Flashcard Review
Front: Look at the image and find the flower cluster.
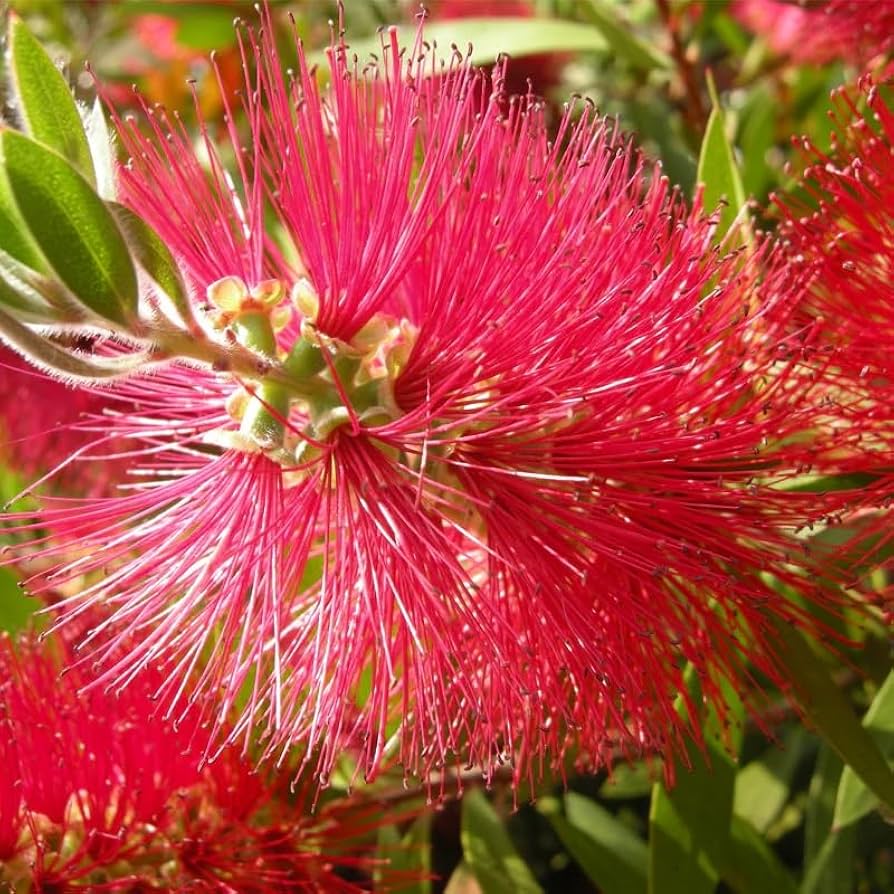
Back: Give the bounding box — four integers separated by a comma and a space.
776, 79, 894, 397
0, 624, 402, 891
731, 0, 894, 65
1, 12, 871, 794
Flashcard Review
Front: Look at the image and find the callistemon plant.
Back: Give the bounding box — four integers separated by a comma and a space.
731, 0, 894, 65
0, 624, 404, 891
0, 11, 864, 791
776, 78, 894, 398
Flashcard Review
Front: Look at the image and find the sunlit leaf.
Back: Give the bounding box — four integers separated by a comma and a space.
462, 789, 541, 894
834, 671, 894, 829
345, 18, 610, 70
0, 131, 138, 327
696, 76, 747, 238
8, 15, 95, 185
770, 619, 894, 816
544, 793, 647, 894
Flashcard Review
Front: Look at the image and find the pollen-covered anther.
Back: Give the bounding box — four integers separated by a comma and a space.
205, 276, 290, 329
291, 277, 320, 323
352, 314, 418, 384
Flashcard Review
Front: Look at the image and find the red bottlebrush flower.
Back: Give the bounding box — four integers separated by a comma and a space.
0, 345, 124, 494
5, 15, 855, 793
0, 626, 410, 891
731, 0, 894, 65
774, 78, 894, 390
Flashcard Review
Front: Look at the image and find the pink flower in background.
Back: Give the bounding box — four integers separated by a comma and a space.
0, 625, 408, 891
731, 0, 894, 65
0, 345, 123, 493
4, 13, 857, 792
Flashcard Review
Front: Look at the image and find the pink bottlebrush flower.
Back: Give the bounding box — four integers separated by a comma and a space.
0, 344, 126, 493
731, 0, 894, 66
5, 14, 858, 792
0, 625, 412, 891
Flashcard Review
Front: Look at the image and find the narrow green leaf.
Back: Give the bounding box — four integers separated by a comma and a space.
734, 727, 813, 833
543, 793, 647, 894
696, 76, 747, 238
803, 746, 856, 894
461, 789, 542, 894
579, 0, 672, 72
0, 246, 86, 323
770, 618, 894, 816
375, 814, 432, 894
726, 816, 798, 894
84, 98, 116, 201
8, 15, 95, 185
649, 669, 743, 894
443, 862, 479, 894
600, 760, 658, 800
834, 671, 894, 829
0, 130, 138, 327
0, 168, 47, 272
345, 18, 610, 70
802, 826, 857, 894
109, 202, 194, 327
0, 304, 150, 381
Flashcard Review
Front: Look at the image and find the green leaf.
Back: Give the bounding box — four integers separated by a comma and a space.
734, 727, 813, 833
0, 246, 86, 323
834, 671, 894, 829
7, 15, 95, 185
461, 789, 542, 894
84, 98, 116, 201
726, 816, 798, 894
109, 202, 193, 327
346, 18, 611, 70
444, 862, 480, 894
803, 747, 856, 894
0, 304, 150, 381
649, 670, 743, 894
375, 814, 432, 894
0, 168, 47, 273
579, 0, 672, 72
769, 618, 894, 816
600, 760, 658, 800
0, 130, 138, 327
543, 793, 647, 894
696, 76, 747, 238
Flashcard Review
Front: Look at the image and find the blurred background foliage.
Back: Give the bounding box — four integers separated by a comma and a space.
0, 1, 892, 892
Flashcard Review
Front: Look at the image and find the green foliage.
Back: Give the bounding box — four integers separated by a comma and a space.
770, 618, 894, 816
696, 76, 747, 237
376, 814, 432, 894
543, 792, 647, 894
834, 671, 894, 829
109, 202, 193, 327
0, 130, 138, 326
461, 789, 542, 894
8, 14, 95, 185
345, 18, 615, 69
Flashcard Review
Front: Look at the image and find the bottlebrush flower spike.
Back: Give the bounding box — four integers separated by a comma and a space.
3, 11, 856, 792
0, 626, 411, 891
0, 345, 125, 494
775, 78, 894, 393
731, 0, 894, 66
